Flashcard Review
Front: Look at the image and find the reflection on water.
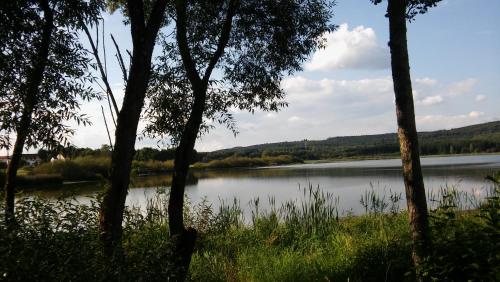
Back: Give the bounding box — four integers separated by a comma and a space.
25, 155, 500, 215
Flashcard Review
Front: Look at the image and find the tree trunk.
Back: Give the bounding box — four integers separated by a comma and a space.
98, 0, 168, 259
387, 0, 430, 269
99, 48, 154, 255
3, 0, 53, 225
168, 86, 206, 280
4, 124, 29, 225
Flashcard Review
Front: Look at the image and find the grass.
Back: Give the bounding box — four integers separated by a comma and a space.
31, 157, 174, 181
132, 159, 174, 175
0, 174, 498, 281
0, 171, 63, 187
192, 155, 303, 169
33, 156, 110, 181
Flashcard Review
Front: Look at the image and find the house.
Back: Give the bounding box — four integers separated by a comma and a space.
23, 154, 42, 166
0, 154, 42, 167
50, 154, 66, 162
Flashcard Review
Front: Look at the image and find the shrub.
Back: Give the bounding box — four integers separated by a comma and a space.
131, 160, 174, 175
418, 176, 500, 281
32, 157, 110, 181
0, 180, 498, 281
192, 155, 302, 169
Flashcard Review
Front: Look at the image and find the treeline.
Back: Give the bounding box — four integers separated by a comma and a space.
202, 121, 500, 161
34, 121, 500, 167
37, 145, 202, 163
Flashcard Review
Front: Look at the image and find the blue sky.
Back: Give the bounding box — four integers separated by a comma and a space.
34, 0, 500, 152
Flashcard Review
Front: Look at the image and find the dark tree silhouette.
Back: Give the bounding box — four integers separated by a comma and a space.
98, 0, 169, 259
144, 0, 335, 278
0, 0, 101, 224
372, 0, 441, 273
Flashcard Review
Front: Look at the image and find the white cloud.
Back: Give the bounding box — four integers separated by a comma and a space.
305, 23, 389, 71
416, 112, 487, 131
415, 77, 438, 86
288, 116, 302, 123
418, 95, 443, 106
282, 75, 394, 105
447, 78, 478, 96
475, 95, 486, 102
63, 70, 493, 152
468, 111, 484, 118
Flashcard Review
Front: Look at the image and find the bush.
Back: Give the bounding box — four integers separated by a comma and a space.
192, 155, 302, 169
0, 172, 63, 187
418, 176, 500, 281
32, 156, 110, 181
131, 160, 174, 175
0, 181, 498, 281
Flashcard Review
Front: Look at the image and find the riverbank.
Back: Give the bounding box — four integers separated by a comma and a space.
6, 152, 499, 190
303, 152, 500, 164
1, 178, 498, 281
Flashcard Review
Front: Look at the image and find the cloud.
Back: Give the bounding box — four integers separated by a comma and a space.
475, 95, 486, 102
447, 78, 478, 96
282, 75, 394, 104
190, 74, 496, 151
66, 71, 492, 152
415, 77, 438, 86
287, 116, 302, 123
416, 111, 488, 131
305, 24, 389, 71
417, 95, 443, 106
468, 111, 484, 118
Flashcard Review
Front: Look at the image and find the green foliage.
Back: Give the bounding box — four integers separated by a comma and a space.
418, 177, 500, 281
192, 155, 302, 169
203, 121, 500, 161
131, 159, 174, 175
191, 187, 412, 282
0, 0, 103, 149
0, 170, 63, 187
145, 0, 336, 144
31, 156, 177, 180
32, 156, 110, 181
0, 181, 498, 281
371, 0, 442, 21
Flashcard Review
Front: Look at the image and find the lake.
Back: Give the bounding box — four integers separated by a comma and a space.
27, 154, 500, 216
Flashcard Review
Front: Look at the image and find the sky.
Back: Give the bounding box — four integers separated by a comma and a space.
7, 0, 500, 155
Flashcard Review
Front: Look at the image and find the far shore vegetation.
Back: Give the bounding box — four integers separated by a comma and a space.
1, 121, 499, 187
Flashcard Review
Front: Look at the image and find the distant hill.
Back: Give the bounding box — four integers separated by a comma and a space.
201, 121, 500, 161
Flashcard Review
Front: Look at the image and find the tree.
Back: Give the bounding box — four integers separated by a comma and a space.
98, 0, 169, 258
0, 0, 101, 224
144, 0, 335, 278
372, 0, 442, 273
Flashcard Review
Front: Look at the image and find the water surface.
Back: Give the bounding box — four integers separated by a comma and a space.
28, 155, 500, 215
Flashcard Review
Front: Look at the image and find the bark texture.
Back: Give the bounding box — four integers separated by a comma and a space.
3, 0, 54, 225
387, 0, 430, 269
99, 0, 167, 257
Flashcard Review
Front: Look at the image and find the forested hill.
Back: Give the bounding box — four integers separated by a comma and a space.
202, 121, 500, 161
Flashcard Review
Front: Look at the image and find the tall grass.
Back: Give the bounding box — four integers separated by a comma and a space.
0, 177, 498, 281
131, 159, 174, 175
32, 157, 175, 181
192, 155, 302, 169
33, 156, 110, 181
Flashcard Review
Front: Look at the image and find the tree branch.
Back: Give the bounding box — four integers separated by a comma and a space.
175, 0, 202, 88
145, 0, 168, 47
203, 0, 238, 84
101, 105, 114, 150
82, 24, 120, 115
110, 34, 128, 82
